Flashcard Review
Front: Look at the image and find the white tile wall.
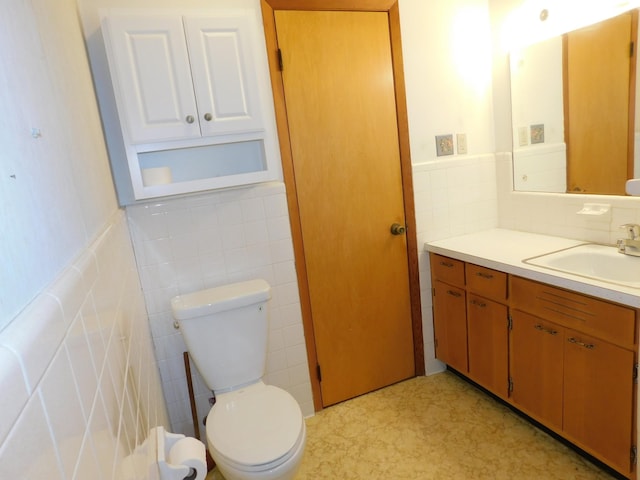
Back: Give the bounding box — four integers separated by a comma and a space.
0, 0, 117, 329
497, 152, 640, 242
0, 211, 169, 480
126, 182, 315, 439
412, 154, 500, 375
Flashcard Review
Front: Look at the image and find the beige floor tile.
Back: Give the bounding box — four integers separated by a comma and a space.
206, 371, 619, 479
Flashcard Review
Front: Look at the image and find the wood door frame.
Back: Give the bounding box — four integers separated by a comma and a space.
261, 0, 423, 411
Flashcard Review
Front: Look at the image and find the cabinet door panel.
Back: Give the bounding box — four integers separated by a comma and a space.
184, 16, 264, 136
467, 294, 508, 397
510, 310, 564, 430
433, 280, 468, 373
104, 16, 200, 143
563, 329, 635, 475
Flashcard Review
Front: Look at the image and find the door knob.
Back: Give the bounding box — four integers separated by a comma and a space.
390, 223, 406, 235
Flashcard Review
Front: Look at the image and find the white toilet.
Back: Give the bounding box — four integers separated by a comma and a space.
170, 279, 306, 480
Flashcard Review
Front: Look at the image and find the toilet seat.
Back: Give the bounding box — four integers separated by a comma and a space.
211, 422, 305, 475
206, 382, 304, 470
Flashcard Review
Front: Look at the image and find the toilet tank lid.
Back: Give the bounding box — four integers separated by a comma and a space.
171, 279, 271, 320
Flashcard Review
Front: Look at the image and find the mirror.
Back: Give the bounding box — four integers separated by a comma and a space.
510, 10, 640, 195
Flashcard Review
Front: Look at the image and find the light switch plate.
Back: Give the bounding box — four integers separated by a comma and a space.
435, 134, 454, 156
518, 126, 528, 146
456, 133, 467, 154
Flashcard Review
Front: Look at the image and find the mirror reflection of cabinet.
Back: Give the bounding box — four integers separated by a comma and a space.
510, 10, 639, 195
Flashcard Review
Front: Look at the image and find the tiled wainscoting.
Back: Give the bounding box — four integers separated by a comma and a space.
0, 210, 169, 479
412, 154, 500, 375
126, 182, 314, 438
496, 152, 640, 243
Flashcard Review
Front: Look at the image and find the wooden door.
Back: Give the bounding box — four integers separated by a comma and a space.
103, 15, 200, 143
270, 8, 416, 407
433, 281, 468, 374
563, 329, 635, 475
564, 11, 636, 195
509, 310, 564, 431
466, 294, 508, 398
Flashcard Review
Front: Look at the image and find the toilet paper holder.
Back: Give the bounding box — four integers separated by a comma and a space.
119, 426, 206, 480
156, 426, 205, 480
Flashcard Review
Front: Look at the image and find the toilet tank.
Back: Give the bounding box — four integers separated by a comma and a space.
171, 279, 271, 393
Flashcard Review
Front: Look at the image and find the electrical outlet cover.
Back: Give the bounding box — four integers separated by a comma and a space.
436, 134, 454, 156
530, 124, 545, 144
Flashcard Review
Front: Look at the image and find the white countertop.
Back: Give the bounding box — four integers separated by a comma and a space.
425, 229, 640, 308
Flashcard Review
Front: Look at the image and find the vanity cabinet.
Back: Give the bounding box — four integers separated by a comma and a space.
431, 255, 468, 373
430, 255, 638, 478
465, 265, 509, 398
509, 310, 564, 430
511, 276, 636, 476
430, 254, 509, 396
101, 11, 278, 203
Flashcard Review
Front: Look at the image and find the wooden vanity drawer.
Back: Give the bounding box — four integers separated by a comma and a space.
466, 264, 507, 302
430, 253, 465, 287
510, 276, 636, 348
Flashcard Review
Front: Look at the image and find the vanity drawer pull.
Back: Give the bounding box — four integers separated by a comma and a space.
568, 337, 595, 349
446, 290, 462, 298
470, 299, 487, 308
534, 324, 558, 336
440, 261, 455, 268
475, 272, 494, 280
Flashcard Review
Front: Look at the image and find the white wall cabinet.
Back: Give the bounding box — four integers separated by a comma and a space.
101, 11, 279, 203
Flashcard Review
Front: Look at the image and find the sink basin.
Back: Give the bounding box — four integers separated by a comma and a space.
523, 243, 640, 289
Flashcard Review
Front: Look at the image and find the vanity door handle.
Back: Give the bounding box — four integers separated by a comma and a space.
446, 290, 462, 298
568, 337, 595, 349
476, 272, 494, 280
534, 324, 558, 336
470, 299, 486, 308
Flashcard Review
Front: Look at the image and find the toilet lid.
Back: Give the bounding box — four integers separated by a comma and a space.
207, 385, 303, 467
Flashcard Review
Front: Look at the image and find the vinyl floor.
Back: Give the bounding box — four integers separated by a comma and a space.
207, 371, 619, 479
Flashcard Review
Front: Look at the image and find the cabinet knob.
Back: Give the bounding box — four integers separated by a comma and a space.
203, 113, 213, 122
185, 115, 195, 124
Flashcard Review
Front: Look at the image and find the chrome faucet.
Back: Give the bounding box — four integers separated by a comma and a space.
617, 224, 640, 256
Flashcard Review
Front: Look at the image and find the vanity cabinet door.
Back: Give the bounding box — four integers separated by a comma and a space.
563, 329, 635, 476
433, 280, 468, 373
509, 310, 564, 431
467, 293, 509, 398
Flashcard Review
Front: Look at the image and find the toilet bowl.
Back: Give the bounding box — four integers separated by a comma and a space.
206, 382, 306, 480
171, 280, 306, 480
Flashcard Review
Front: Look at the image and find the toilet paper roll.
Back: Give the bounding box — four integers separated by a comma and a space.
141, 166, 173, 186
167, 437, 207, 480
